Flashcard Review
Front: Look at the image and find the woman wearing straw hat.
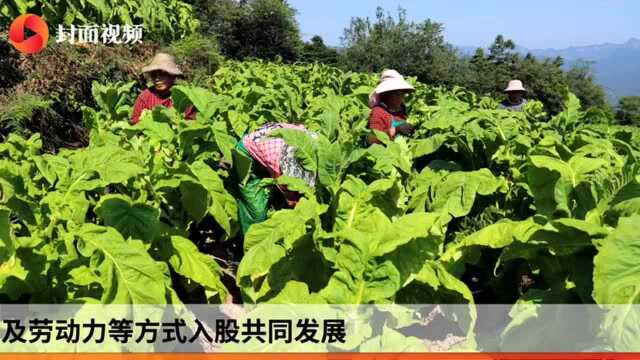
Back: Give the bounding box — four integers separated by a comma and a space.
367, 69, 416, 145
499, 80, 528, 112
131, 52, 196, 124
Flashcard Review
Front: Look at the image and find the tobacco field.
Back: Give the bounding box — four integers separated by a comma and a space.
1, 61, 640, 350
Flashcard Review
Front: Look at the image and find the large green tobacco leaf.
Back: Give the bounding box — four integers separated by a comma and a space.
189, 161, 237, 235
131, 110, 176, 143
527, 155, 608, 217
549, 93, 582, 130
411, 134, 450, 158
243, 197, 326, 252
499, 288, 600, 352
320, 242, 401, 304
94, 195, 161, 242
366, 139, 413, 175
430, 169, 505, 218
265, 281, 326, 304
372, 212, 442, 257
167, 235, 229, 303
41, 190, 90, 225
601, 176, 640, 225
91, 81, 135, 121
334, 177, 402, 232
75, 224, 167, 304
316, 138, 346, 189
179, 180, 210, 223
65, 144, 146, 187
319, 212, 437, 304
172, 86, 222, 121
0, 207, 27, 295
594, 219, 640, 351
0, 207, 14, 261
593, 215, 640, 304
441, 218, 541, 264
237, 199, 327, 301
270, 128, 319, 172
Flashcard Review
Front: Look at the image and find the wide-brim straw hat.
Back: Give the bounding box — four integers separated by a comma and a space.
504, 79, 527, 93
142, 53, 183, 76
369, 69, 415, 108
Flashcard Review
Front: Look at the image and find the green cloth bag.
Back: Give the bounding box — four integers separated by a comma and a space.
233, 140, 270, 235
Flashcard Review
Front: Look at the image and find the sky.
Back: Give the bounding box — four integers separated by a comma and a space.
289, 0, 640, 49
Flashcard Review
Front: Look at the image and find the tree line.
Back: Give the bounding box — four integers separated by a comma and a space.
183, 0, 639, 122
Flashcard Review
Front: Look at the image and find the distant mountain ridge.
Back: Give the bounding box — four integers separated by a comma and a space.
457, 38, 640, 103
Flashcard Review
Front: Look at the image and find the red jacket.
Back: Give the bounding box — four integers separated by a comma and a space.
131, 88, 196, 124
368, 103, 408, 143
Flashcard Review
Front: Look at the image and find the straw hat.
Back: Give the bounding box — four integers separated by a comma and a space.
504, 80, 527, 93
369, 69, 415, 108
142, 53, 183, 76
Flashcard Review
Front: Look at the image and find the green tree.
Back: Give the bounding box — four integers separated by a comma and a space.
514, 54, 568, 114
465, 35, 571, 114
300, 35, 340, 65
564, 60, 609, 110
184, 0, 243, 38
185, 0, 302, 61
616, 96, 640, 125
340, 7, 461, 86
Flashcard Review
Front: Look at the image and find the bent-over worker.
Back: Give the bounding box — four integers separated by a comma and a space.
233, 123, 317, 234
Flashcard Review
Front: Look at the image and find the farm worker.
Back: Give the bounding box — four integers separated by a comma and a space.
367, 69, 416, 145
232, 123, 318, 234
131, 53, 196, 124
499, 80, 528, 112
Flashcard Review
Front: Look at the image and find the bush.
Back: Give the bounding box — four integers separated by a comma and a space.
0, 41, 159, 150
0, 93, 52, 139
188, 0, 302, 62
0, 32, 24, 90
166, 34, 224, 86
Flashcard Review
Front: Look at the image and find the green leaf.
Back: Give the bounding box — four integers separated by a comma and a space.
168, 236, 229, 303
172, 86, 220, 120
317, 139, 343, 189
213, 130, 237, 165
189, 161, 237, 235
442, 218, 541, 264
75, 224, 167, 304
373, 212, 440, 257
243, 198, 326, 252
66, 266, 101, 287
528, 155, 608, 217
430, 169, 505, 217
411, 134, 449, 158
593, 215, 640, 304
237, 199, 327, 302
94, 194, 160, 242
180, 180, 209, 223
265, 281, 326, 304
132, 108, 176, 142
0, 207, 15, 262
68, 145, 145, 186
269, 128, 318, 172
41, 191, 90, 225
